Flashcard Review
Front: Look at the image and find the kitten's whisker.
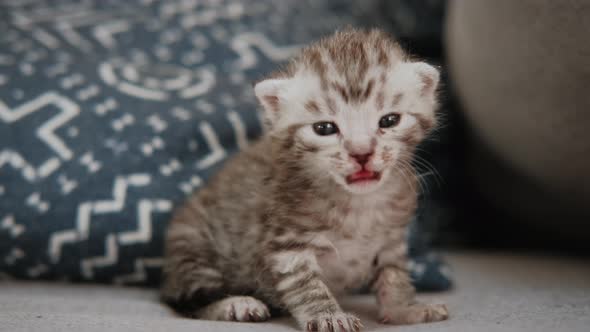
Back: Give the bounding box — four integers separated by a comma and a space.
416, 170, 436, 179
394, 161, 420, 195
398, 158, 430, 196
408, 155, 443, 188
397, 149, 442, 189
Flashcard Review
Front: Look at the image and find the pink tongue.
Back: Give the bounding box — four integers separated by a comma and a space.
349, 170, 375, 181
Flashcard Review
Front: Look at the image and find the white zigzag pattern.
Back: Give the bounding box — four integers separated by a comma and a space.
196, 121, 226, 169
0, 92, 79, 180
118, 199, 172, 245
81, 198, 171, 280
81, 234, 117, 279
230, 32, 300, 70
93, 20, 130, 49
0, 150, 59, 181
227, 111, 249, 150
113, 257, 164, 285
48, 174, 151, 263
0, 91, 80, 160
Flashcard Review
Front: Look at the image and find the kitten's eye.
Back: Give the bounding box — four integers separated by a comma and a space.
379, 113, 401, 128
312, 122, 339, 136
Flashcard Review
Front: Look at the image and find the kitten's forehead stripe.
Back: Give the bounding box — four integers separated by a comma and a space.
264, 29, 405, 114
305, 100, 321, 115
301, 29, 402, 96
362, 79, 375, 101
308, 49, 328, 90
332, 82, 349, 103
342, 39, 369, 86
392, 93, 403, 107
376, 90, 385, 111
377, 44, 389, 66
324, 96, 337, 115
349, 85, 363, 102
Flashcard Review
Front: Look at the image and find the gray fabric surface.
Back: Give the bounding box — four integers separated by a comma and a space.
446, 0, 590, 241
1, 252, 589, 332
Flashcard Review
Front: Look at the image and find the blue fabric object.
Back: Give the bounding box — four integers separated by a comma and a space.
0, 0, 451, 291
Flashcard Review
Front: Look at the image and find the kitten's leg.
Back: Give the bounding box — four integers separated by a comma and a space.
264, 247, 361, 332
161, 218, 271, 321
160, 219, 224, 316
373, 265, 449, 325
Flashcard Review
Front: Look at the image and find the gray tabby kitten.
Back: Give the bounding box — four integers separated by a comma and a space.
161, 28, 449, 332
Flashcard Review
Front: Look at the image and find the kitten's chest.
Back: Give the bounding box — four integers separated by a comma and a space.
315, 208, 392, 294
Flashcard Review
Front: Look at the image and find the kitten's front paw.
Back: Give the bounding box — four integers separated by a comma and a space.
200, 296, 270, 322
379, 303, 448, 325
305, 312, 362, 332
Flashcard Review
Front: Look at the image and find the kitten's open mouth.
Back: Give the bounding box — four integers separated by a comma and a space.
346, 169, 381, 184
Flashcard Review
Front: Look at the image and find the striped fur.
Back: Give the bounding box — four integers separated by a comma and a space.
162, 28, 447, 331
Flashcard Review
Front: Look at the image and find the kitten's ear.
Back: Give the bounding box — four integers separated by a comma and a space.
405, 62, 440, 98
254, 78, 289, 126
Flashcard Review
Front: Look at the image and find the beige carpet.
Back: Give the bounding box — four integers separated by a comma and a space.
1, 252, 589, 332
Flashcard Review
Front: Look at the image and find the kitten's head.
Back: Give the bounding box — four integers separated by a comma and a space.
255, 29, 439, 195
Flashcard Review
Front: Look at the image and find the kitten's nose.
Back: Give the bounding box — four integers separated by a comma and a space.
350, 152, 373, 167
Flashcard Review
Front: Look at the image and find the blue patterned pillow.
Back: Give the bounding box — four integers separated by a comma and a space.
0, 0, 451, 291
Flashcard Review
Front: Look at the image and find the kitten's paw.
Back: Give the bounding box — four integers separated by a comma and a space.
200, 296, 270, 322
379, 303, 448, 325
305, 312, 362, 332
